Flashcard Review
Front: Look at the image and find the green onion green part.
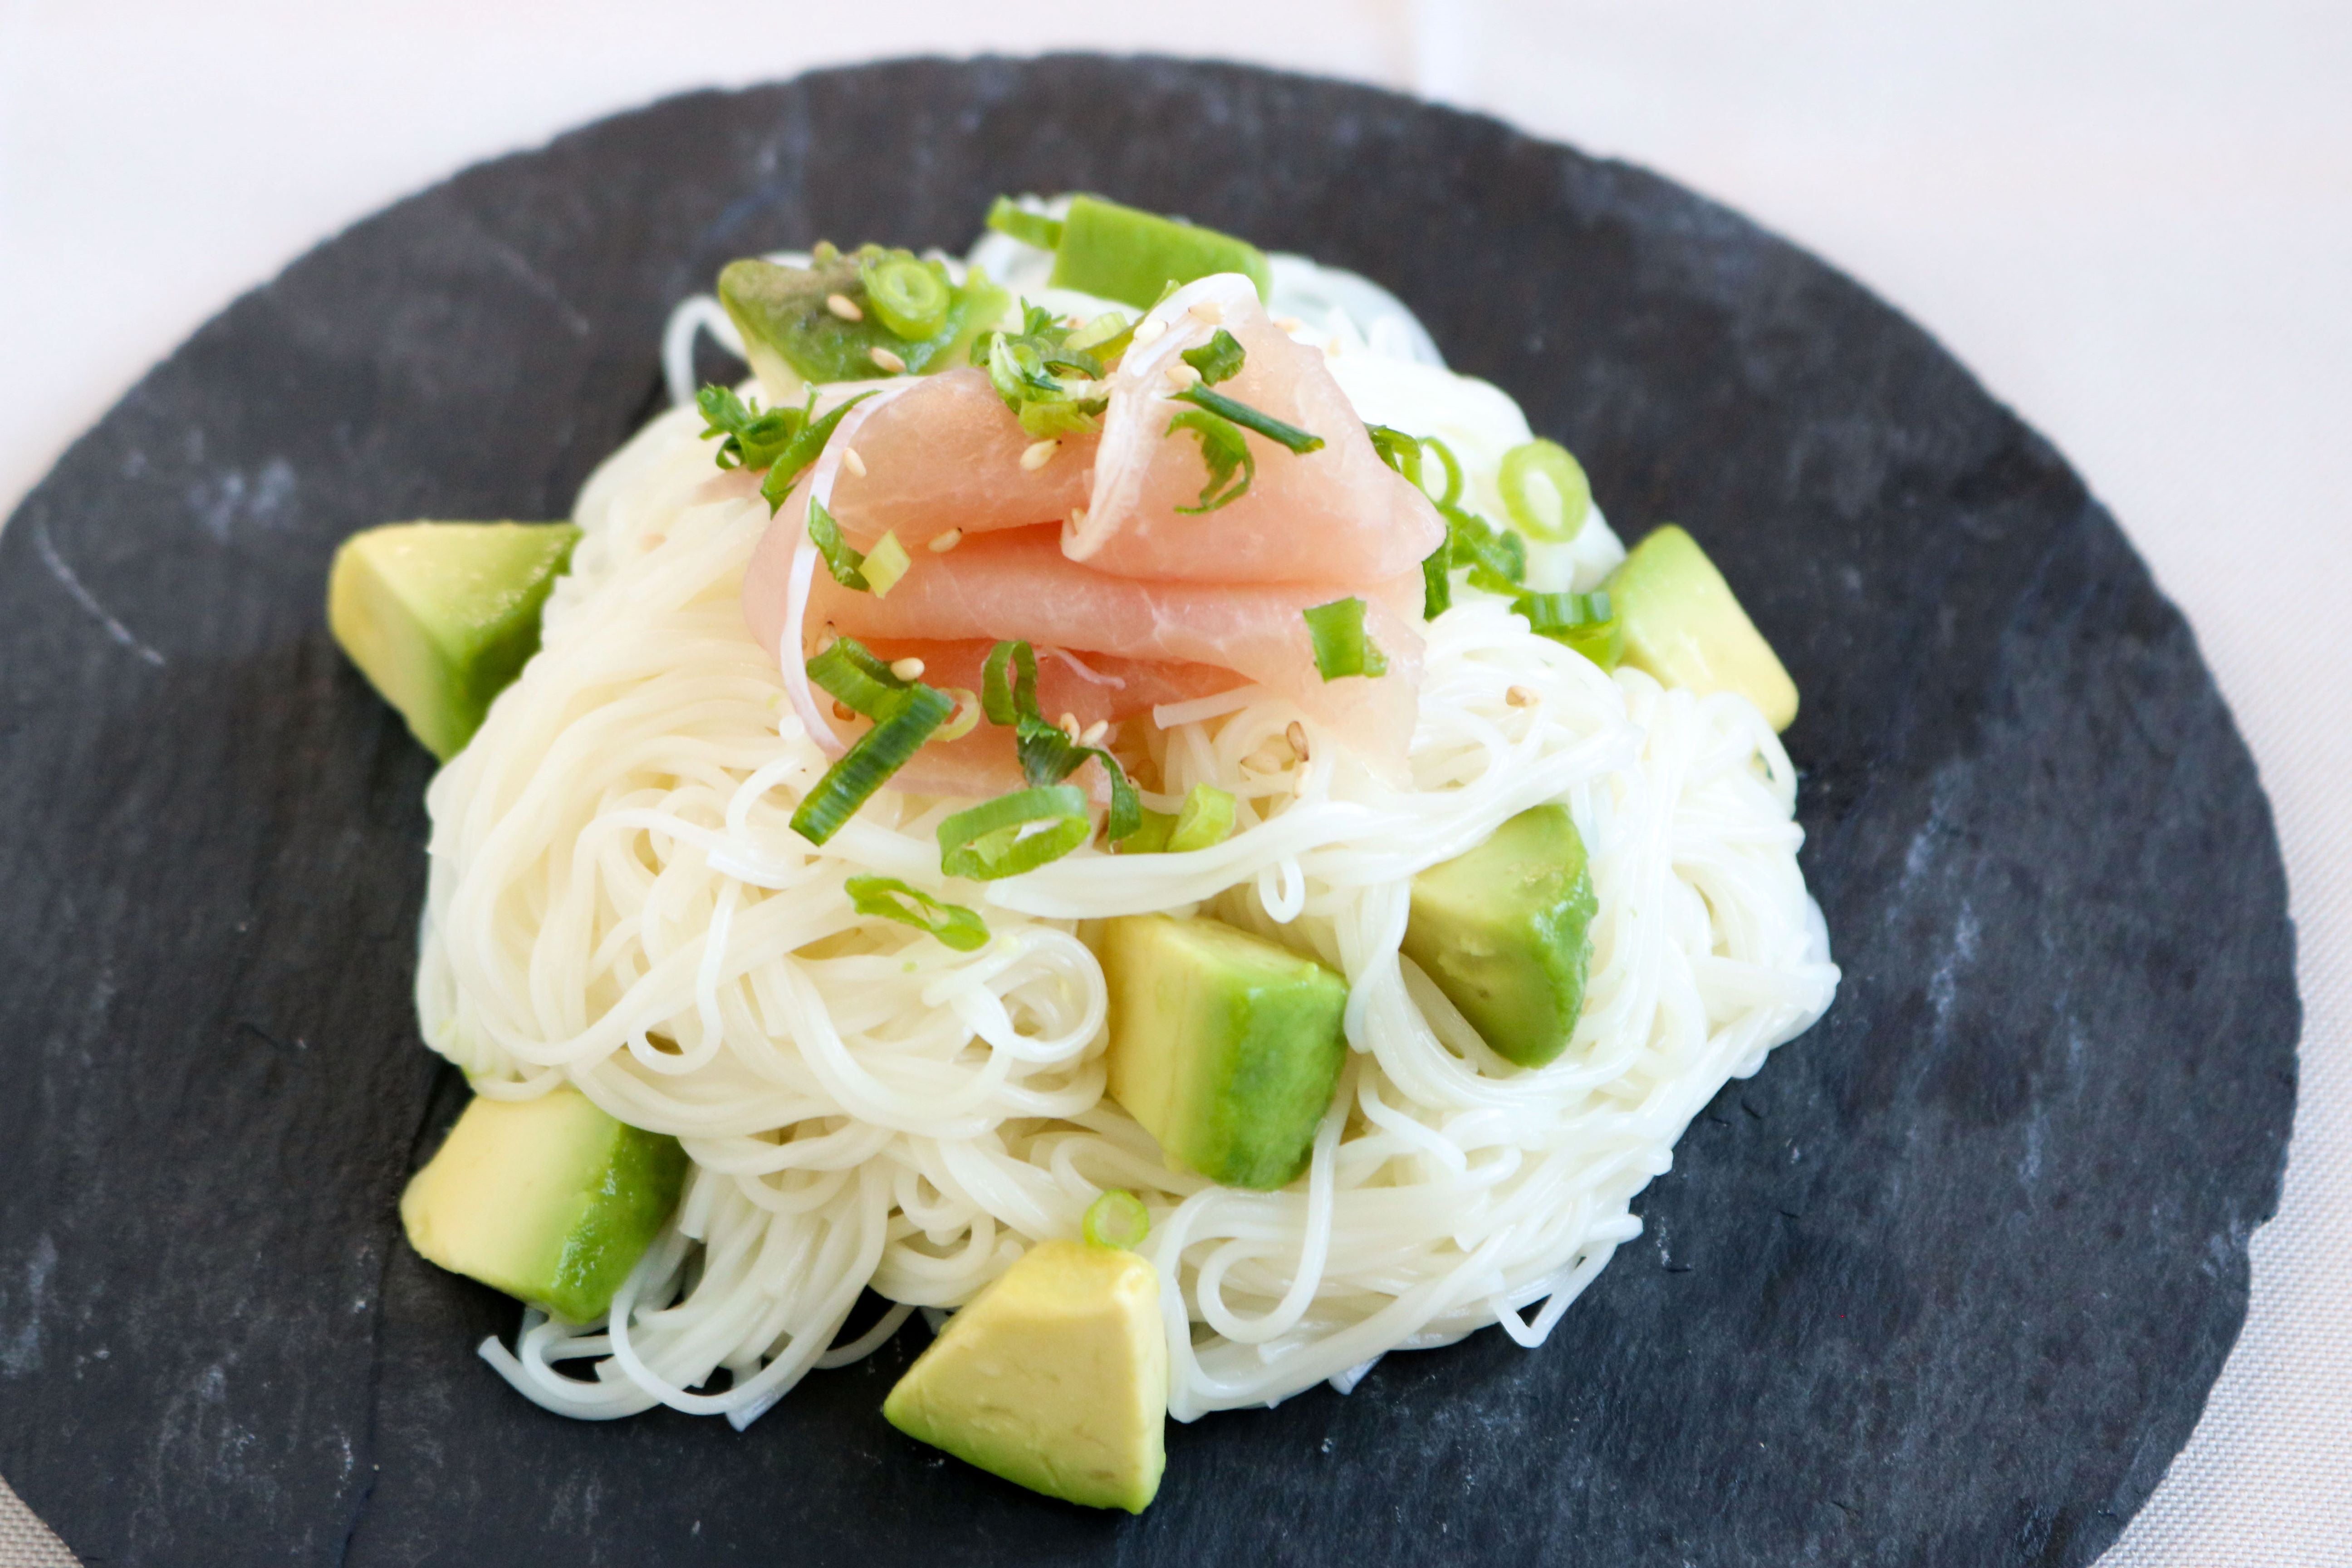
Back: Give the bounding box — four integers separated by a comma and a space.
1066, 311, 1137, 360
696, 385, 808, 472
1081, 1188, 1151, 1250
790, 682, 956, 845
862, 531, 912, 598
1513, 589, 1624, 670
1421, 543, 1453, 620
1303, 598, 1390, 681
1165, 407, 1256, 513
845, 874, 990, 951
1180, 328, 1246, 387
759, 391, 875, 513
805, 635, 911, 717
1446, 505, 1528, 596
1423, 436, 1466, 509
1498, 439, 1593, 544
860, 255, 951, 341
937, 785, 1093, 880
1366, 423, 1425, 492
1171, 384, 1323, 454
981, 639, 1039, 726
805, 496, 869, 591
985, 196, 1066, 252
979, 639, 1142, 842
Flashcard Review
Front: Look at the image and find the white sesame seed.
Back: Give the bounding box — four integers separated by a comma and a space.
825, 293, 863, 322
831, 700, 856, 722
840, 446, 867, 477
1293, 765, 1313, 797
1243, 745, 1287, 774
1188, 300, 1223, 323
868, 345, 907, 374
1506, 685, 1539, 708
1057, 712, 1082, 741
1080, 719, 1110, 746
1285, 721, 1310, 760
1273, 314, 1306, 333
1164, 362, 1202, 390
1020, 439, 1059, 471
889, 657, 926, 681
928, 528, 963, 553
1132, 317, 1168, 347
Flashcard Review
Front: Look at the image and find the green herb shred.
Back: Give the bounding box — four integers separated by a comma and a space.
977, 639, 1141, 843
1513, 589, 1625, 670
936, 785, 1094, 881
844, 874, 990, 951
1180, 328, 1246, 386
1165, 407, 1257, 513
1171, 383, 1322, 454
805, 496, 870, 591
1303, 598, 1390, 681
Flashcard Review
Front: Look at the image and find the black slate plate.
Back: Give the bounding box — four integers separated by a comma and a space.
0, 55, 2297, 1568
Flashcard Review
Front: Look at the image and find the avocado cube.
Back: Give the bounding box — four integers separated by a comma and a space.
1401, 805, 1597, 1068
1102, 915, 1348, 1191
883, 1240, 1168, 1513
1606, 524, 1798, 731
1049, 194, 1272, 309
399, 1086, 688, 1323
327, 520, 578, 761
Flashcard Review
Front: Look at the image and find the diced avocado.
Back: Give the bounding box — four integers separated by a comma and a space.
1606, 524, 1798, 731
1101, 915, 1348, 1191
399, 1086, 688, 1323
883, 1240, 1167, 1513
1400, 805, 1597, 1069
718, 245, 1008, 397
1048, 195, 1272, 309
327, 520, 578, 761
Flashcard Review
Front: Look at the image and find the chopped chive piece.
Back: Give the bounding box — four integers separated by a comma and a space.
806, 496, 869, 590
806, 635, 910, 717
1445, 505, 1527, 596
1421, 543, 1453, 620
790, 682, 956, 845
981, 639, 1039, 725
1081, 1188, 1151, 1250
1166, 783, 1236, 852
979, 639, 1141, 840
1499, 439, 1592, 544
1180, 328, 1245, 386
1165, 407, 1257, 513
1366, 423, 1425, 491
759, 392, 875, 513
860, 255, 951, 341
937, 785, 1092, 880
1513, 589, 1624, 670
862, 531, 911, 598
985, 196, 1066, 252
845, 874, 990, 951
1423, 436, 1465, 509
1303, 598, 1389, 681
1066, 311, 1137, 360
1171, 384, 1322, 454
696, 384, 808, 471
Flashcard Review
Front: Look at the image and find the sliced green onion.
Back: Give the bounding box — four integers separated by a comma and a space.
985, 196, 1066, 252
1180, 328, 1245, 386
759, 392, 874, 513
1066, 311, 1136, 360
1117, 808, 1176, 854
1082, 1188, 1151, 1250
1165, 407, 1256, 513
790, 683, 956, 845
982, 640, 1039, 726
805, 635, 908, 717
696, 384, 806, 471
1446, 506, 1527, 595
1423, 436, 1465, 508
860, 256, 950, 341
1017, 399, 1104, 439
862, 530, 911, 598
1366, 423, 1425, 491
1303, 598, 1390, 681
845, 874, 990, 951
1514, 589, 1624, 670
1498, 439, 1592, 543
1166, 783, 1236, 852
937, 785, 1091, 880
1172, 384, 1323, 454
805, 496, 868, 590
936, 687, 980, 742
1421, 542, 1452, 620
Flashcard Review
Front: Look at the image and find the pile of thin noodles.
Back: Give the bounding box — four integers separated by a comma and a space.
417, 242, 1840, 1428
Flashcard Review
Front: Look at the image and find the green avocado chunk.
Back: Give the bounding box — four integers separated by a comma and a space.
882, 1240, 1168, 1513
717, 245, 1007, 395
1401, 805, 1597, 1069
1048, 195, 1272, 309
327, 520, 578, 761
399, 1086, 688, 1323
1606, 524, 1799, 731
1102, 915, 1348, 1191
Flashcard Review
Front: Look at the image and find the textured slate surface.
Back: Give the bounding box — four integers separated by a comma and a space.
0, 55, 2298, 1568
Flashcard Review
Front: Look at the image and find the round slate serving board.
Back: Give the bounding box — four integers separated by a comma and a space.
0, 55, 2298, 1568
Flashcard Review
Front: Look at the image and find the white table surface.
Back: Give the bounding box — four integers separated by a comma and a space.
2, 4, 2346, 1563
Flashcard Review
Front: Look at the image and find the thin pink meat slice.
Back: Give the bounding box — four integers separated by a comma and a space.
1070, 275, 1446, 585
766, 524, 1425, 776
822, 368, 1095, 552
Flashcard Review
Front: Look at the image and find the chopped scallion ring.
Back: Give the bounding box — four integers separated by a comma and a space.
1303, 598, 1390, 681
1081, 1188, 1151, 1250
845, 875, 990, 951
805, 635, 910, 717
936, 785, 1092, 880
1366, 423, 1425, 492
1498, 439, 1593, 543
1166, 783, 1236, 852
789, 682, 956, 845
860, 255, 951, 341
805, 497, 869, 590
1420, 542, 1453, 620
